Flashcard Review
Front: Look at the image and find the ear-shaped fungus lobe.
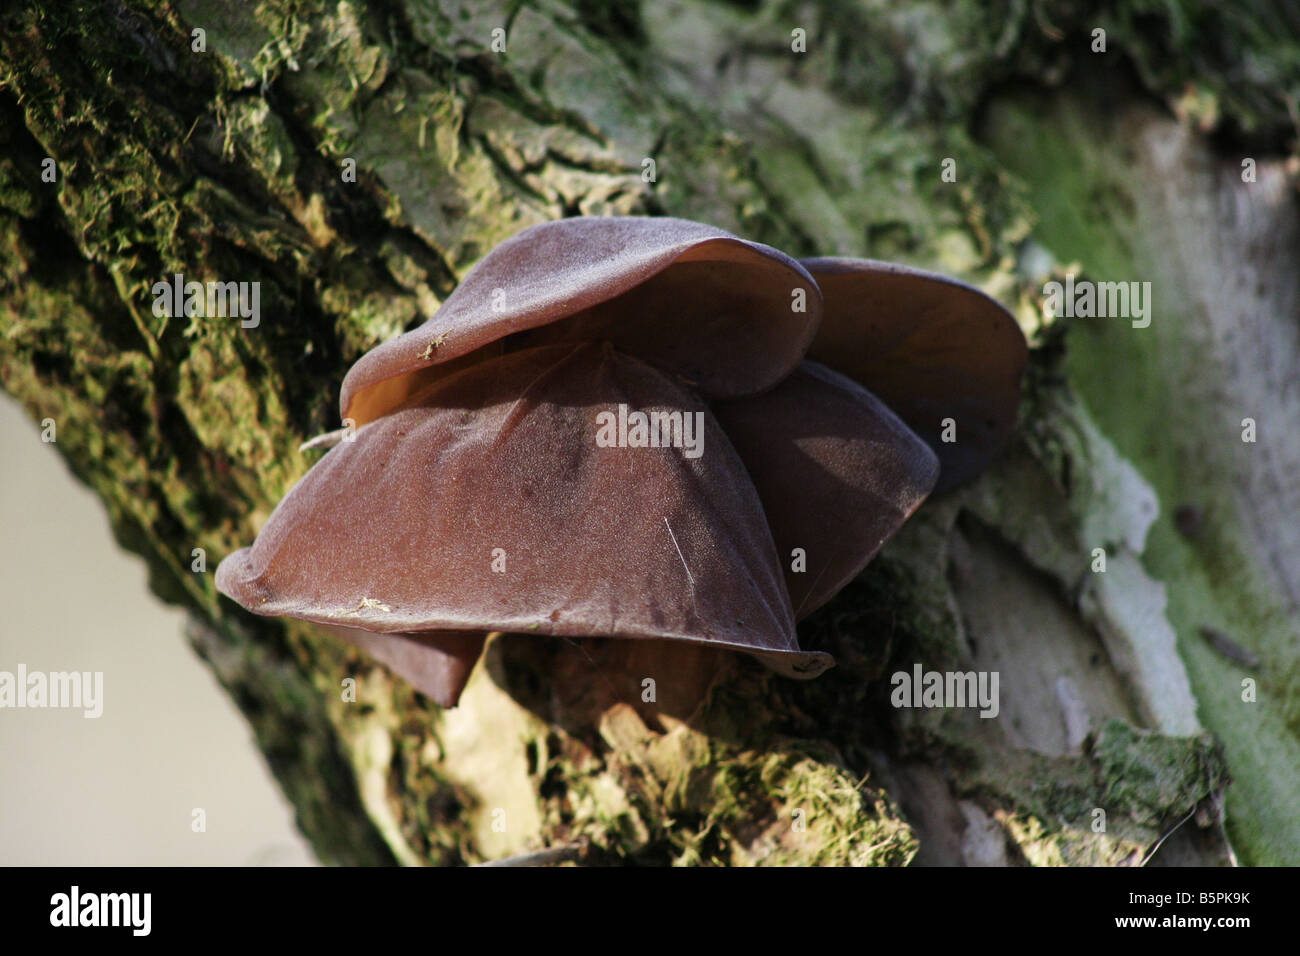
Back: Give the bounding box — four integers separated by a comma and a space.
340, 217, 821, 425
219, 342, 830, 680
802, 258, 1027, 492
318, 625, 486, 708
714, 361, 940, 620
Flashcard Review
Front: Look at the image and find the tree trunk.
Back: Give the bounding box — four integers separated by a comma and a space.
1, 0, 1295, 865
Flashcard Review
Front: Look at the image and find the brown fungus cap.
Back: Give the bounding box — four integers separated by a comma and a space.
802, 257, 1028, 493
218, 343, 831, 707
317, 626, 487, 708
713, 360, 940, 620
339, 217, 821, 426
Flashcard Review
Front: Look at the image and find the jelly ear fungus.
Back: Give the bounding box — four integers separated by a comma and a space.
216, 217, 1028, 711
802, 257, 1028, 493
217, 343, 830, 708
340, 216, 822, 426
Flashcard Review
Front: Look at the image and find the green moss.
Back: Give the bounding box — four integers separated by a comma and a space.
982, 86, 1300, 864
1092, 720, 1227, 828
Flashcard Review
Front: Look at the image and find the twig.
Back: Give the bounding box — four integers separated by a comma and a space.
298, 427, 350, 452
473, 842, 587, 868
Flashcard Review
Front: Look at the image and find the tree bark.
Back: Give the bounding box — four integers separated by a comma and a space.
1, 0, 1295, 865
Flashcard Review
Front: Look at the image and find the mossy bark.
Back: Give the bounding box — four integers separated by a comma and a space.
1, 0, 1294, 864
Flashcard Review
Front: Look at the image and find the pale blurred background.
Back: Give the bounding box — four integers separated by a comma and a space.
0, 393, 315, 865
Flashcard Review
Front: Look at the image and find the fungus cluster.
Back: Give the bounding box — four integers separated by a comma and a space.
215, 217, 1026, 707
